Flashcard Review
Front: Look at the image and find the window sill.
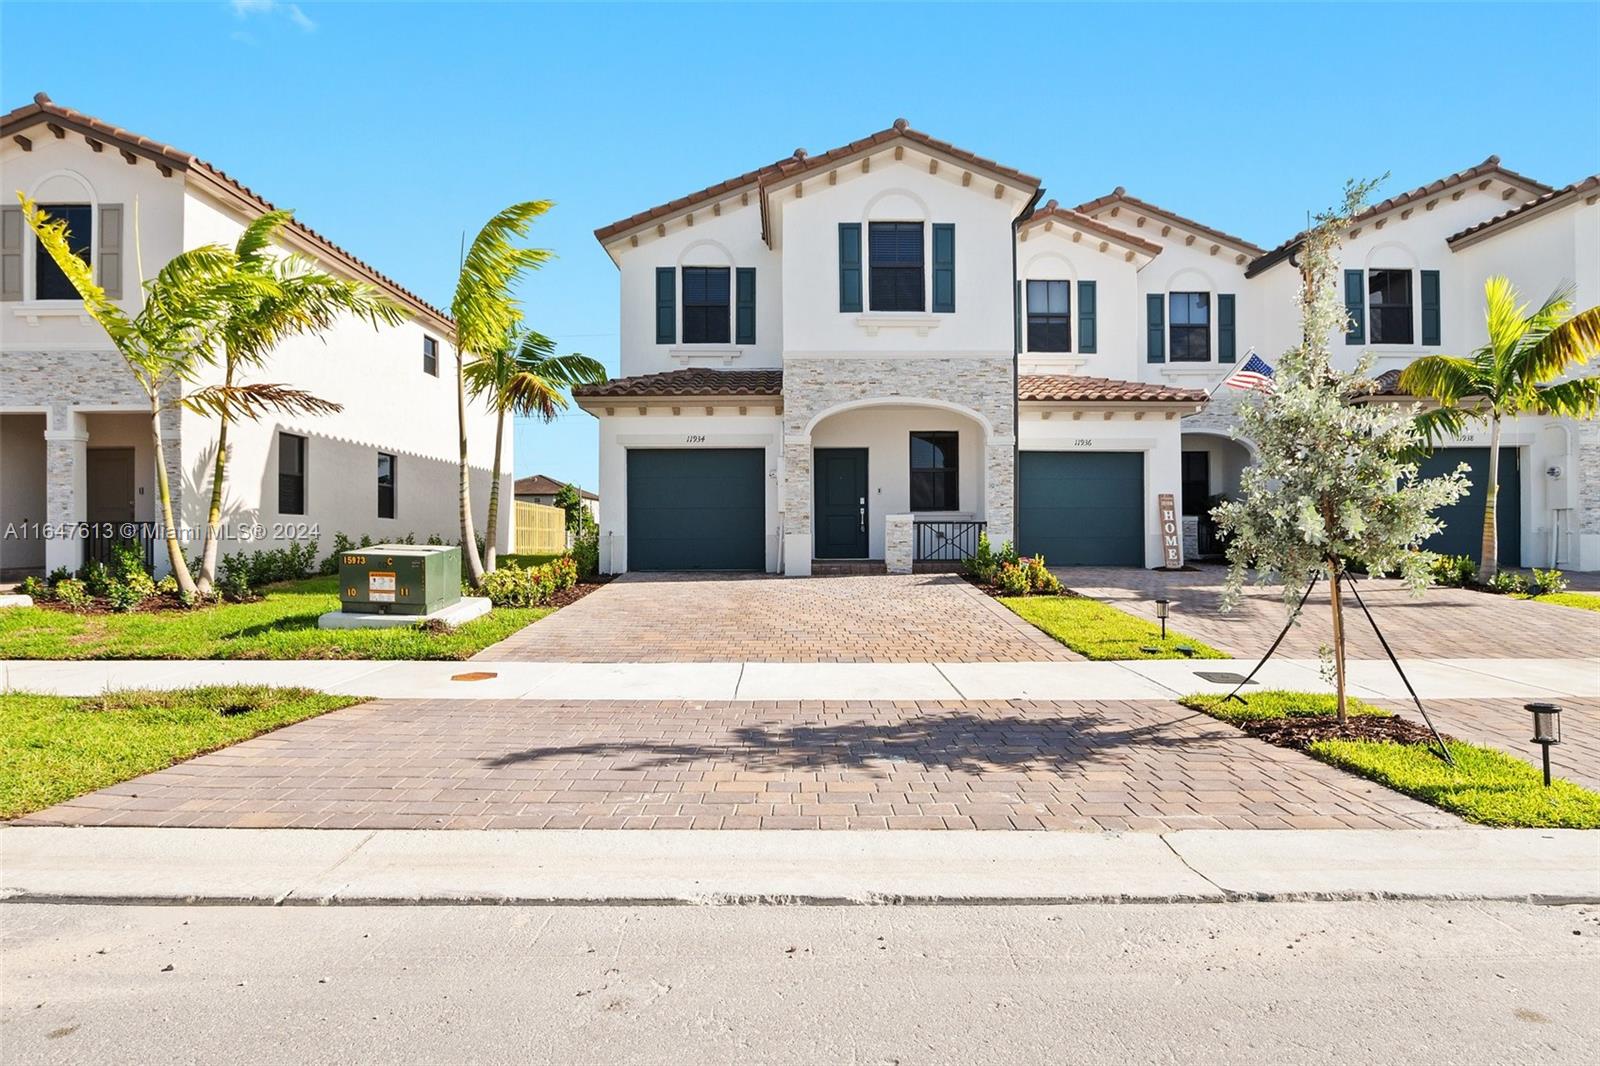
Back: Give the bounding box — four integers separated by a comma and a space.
1157, 364, 1224, 378
670, 346, 744, 366
10, 304, 95, 327
854, 314, 942, 338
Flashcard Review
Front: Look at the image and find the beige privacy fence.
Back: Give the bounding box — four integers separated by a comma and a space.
514, 501, 567, 555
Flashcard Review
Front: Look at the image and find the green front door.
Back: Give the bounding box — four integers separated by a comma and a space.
1418, 447, 1521, 566
1019, 451, 1145, 566
626, 449, 765, 571
814, 448, 868, 559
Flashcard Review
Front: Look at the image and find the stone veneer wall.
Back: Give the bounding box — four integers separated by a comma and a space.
1577, 419, 1600, 542
781, 356, 1016, 546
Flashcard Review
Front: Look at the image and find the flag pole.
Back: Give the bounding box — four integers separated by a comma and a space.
1205, 347, 1254, 400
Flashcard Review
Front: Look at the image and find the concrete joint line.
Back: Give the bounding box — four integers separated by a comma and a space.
277, 829, 377, 906
932, 662, 968, 700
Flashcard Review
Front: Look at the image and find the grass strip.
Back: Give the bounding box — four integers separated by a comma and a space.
1001, 595, 1227, 660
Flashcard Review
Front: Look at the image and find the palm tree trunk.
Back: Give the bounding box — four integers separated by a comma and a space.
1478, 415, 1503, 583
196, 357, 235, 595
456, 346, 486, 587
150, 393, 197, 599
1328, 565, 1349, 726
483, 407, 506, 573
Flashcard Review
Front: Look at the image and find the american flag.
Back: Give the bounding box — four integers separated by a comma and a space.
1225, 352, 1275, 393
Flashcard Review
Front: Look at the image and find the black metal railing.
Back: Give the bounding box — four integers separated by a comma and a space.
84, 521, 159, 571
914, 520, 987, 562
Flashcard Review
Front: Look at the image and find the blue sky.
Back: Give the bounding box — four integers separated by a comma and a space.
4, 1, 1598, 491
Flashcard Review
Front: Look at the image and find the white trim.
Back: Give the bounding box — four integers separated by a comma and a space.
802, 395, 995, 439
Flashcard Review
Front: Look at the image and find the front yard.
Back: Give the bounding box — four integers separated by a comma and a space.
0, 576, 552, 660
1, 686, 359, 818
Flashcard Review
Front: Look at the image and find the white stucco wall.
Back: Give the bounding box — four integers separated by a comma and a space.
1017, 230, 1142, 381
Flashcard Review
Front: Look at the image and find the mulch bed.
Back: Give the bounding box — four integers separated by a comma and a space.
546, 574, 613, 609
1239, 713, 1443, 751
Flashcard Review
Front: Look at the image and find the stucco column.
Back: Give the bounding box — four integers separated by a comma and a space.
984, 433, 1015, 547
782, 437, 812, 576
43, 409, 88, 574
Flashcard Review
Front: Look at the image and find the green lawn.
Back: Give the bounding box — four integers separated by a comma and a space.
1, 686, 358, 818
1527, 591, 1600, 613
0, 576, 551, 660
1182, 690, 1600, 829
1000, 596, 1228, 660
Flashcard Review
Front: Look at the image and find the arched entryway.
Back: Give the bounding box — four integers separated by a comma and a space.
1179, 431, 1254, 560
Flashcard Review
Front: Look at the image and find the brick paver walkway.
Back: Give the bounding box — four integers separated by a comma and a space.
1062, 564, 1595, 660
476, 573, 1078, 663
1379, 696, 1600, 791
17, 698, 1459, 831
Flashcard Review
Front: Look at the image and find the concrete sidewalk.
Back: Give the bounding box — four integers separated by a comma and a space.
3, 655, 1597, 701
3, 827, 1596, 905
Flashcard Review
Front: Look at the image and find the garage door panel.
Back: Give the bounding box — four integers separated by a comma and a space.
1019, 452, 1144, 567
1417, 447, 1520, 566
627, 449, 765, 571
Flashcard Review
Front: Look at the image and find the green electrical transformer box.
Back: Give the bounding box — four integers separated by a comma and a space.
338, 544, 462, 615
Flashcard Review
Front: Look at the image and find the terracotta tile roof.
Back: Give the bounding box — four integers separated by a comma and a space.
1018, 374, 1209, 404
1073, 187, 1265, 256
594, 118, 1040, 245
1245, 155, 1555, 278
2, 93, 452, 332
514, 474, 597, 499
1447, 173, 1600, 247
572, 367, 783, 399
1019, 200, 1163, 257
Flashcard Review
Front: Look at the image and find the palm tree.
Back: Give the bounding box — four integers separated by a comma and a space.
21, 195, 254, 599
448, 202, 555, 587
1399, 277, 1600, 581
193, 210, 406, 594
464, 327, 606, 571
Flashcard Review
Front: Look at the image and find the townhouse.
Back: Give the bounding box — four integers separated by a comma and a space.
576, 120, 1600, 575
0, 94, 509, 578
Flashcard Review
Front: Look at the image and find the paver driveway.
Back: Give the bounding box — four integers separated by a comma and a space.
1062, 564, 1595, 660
17, 697, 1466, 832
477, 572, 1077, 663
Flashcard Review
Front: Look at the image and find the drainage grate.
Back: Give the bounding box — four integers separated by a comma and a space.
450, 671, 499, 682
1193, 671, 1255, 685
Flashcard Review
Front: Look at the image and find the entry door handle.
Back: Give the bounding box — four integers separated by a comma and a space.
859, 497, 866, 533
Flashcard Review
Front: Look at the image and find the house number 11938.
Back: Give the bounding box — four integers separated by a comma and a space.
684, 434, 706, 443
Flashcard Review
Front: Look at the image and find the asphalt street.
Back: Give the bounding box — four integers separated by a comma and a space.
3, 900, 1597, 1064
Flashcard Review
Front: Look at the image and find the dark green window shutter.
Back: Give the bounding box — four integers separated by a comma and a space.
838, 223, 862, 312
1077, 280, 1097, 353
931, 223, 955, 312
1420, 269, 1441, 346
1146, 294, 1165, 363
655, 267, 675, 344
735, 267, 756, 345
1344, 269, 1365, 344
1217, 293, 1236, 363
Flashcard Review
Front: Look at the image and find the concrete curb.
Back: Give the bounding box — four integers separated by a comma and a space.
3, 827, 1595, 906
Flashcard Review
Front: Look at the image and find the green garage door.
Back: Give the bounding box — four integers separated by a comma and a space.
1418, 447, 1520, 566
1019, 451, 1145, 566
627, 449, 765, 571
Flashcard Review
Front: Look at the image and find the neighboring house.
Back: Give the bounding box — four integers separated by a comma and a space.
0, 94, 510, 578
575, 119, 1600, 574
514, 473, 598, 521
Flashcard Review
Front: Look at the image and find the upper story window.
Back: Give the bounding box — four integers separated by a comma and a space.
682, 266, 731, 344
909, 430, 958, 511
35, 203, 92, 300
278, 433, 307, 515
1368, 269, 1414, 345
1026, 280, 1070, 352
377, 452, 396, 520
869, 222, 924, 312
422, 335, 439, 376
1169, 292, 1211, 362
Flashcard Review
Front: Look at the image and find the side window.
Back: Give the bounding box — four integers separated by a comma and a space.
909, 430, 959, 511
377, 452, 396, 519
35, 203, 92, 300
422, 335, 439, 376
1168, 292, 1211, 362
1368, 269, 1414, 344
869, 222, 925, 312
278, 433, 307, 515
681, 266, 731, 344
1026, 280, 1070, 352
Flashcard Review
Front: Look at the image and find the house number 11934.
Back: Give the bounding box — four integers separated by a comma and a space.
684, 434, 706, 443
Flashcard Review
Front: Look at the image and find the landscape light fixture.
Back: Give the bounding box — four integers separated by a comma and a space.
1155, 598, 1170, 639
1527, 702, 1562, 787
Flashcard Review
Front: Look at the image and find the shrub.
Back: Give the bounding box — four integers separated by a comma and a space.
18, 575, 49, 600
106, 580, 145, 612
994, 562, 1030, 596
1531, 568, 1569, 596
81, 560, 115, 598
571, 528, 599, 578
109, 541, 147, 582
54, 577, 90, 611
47, 566, 71, 587
480, 554, 580, 608
155, 575, 179, 596
320, 532, 356, 575
997, 539, 1020, 569
1428, 553, 1477, 588
964, 532, 999, 584
1487, 571, 1528, 595
426, 533, 444, 546
1023, 555, 1062, 595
